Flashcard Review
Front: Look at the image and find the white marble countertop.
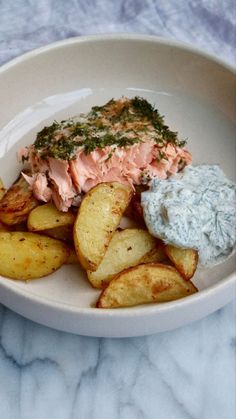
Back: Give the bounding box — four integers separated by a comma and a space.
0, 1, 235, 418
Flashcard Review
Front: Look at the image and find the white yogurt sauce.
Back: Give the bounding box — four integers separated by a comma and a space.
141, 165, 236, 266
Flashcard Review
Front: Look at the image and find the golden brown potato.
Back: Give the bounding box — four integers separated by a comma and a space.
0, 174, 38, 225
0, 232, 69, 280
140, 243, 167, 264
27, 203, 75, 231
97, 263, 197, 308
164, 245, 198, 280
74, 182, 133, 271
0, 178, 5, 200
87, 228, 162, 289
42, 225, 73, 242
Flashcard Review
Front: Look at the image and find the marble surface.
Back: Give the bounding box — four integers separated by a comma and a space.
0, 1, 236, 418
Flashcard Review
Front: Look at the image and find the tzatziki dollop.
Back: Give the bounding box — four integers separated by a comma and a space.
141, 165, 236, 266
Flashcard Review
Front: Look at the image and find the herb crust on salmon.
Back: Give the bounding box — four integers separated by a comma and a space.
19, 97, 192, 211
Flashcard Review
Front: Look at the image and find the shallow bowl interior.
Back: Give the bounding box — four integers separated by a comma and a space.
0, 35, 235, 337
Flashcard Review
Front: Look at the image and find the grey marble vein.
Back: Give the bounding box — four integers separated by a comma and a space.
0, 1, 236, 418
0, 302, 235, 419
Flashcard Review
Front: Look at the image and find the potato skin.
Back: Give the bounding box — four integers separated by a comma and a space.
0, 174, 38, 225
0, 232, 69, 280
74, 182, 133, 271
164, 245, 198, 280
97, 263, 198, 308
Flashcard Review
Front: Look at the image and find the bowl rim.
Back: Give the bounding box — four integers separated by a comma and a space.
0, 33, 235, 75
0, 268, 235, 318
0, 33, 235, 320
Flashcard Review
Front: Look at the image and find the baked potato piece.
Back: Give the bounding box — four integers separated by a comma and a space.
42, 225, 73, 243
87, 228, 164, 289
73, 182, 133, 271
140, 242, 167, 264
164, 245, 198, 280
0, 178, 5, 200
0, 232, 69, 280
97, 263, 198, 308
27, 203, 75, 231
0, 174, 38, 225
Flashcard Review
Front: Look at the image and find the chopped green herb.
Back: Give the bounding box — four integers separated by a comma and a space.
21, 155, 29, 163
105, 152, 113, 161
131, 96, 155, 119
157, 150, 168, 163
34, 121, 60, 149
83, 133, 140, 155
32, 97, 187, 161
47, 137, 78, 160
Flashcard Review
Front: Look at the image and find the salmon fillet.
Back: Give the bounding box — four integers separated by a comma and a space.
19, 97, 192, 211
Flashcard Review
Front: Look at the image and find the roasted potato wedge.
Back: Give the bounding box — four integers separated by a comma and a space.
140, 243, 167, 264
0, 174, 38, 225
97, 263, 198, 308
74, 182, 133, 271
0, 178, 5, 200
42, 225, 73, 242
27, 203, 75, 231
0, 232, 69, 280
87, 228, 165, 289
164, 245, 198, 280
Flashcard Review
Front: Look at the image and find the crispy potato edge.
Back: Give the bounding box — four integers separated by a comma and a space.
97, 263, 198, 308
164, 245, 199, 280
0, 173, 39, 225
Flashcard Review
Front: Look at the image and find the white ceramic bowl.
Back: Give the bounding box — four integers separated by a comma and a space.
0, 34, 235, 337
